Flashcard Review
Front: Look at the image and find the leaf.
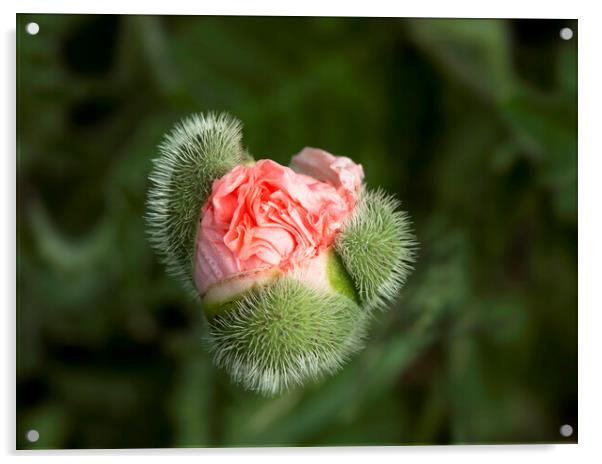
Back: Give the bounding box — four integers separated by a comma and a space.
501, 88, 577, 221
17, 403, 71, 450
168, 354, 214, 447
407, 18, 515, 103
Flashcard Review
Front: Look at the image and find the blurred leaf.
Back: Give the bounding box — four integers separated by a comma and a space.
407, 18, 515, 103
502, 88, 577, 221
168, 347, 214, 447
17, 403, 71, 450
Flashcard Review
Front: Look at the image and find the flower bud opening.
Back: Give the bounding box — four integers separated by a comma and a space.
194, 148, 364, 303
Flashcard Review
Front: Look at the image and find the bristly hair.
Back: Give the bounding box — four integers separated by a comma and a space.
335, 188, 417, 311
206, 277, 368, 396
145, 112, 247, 296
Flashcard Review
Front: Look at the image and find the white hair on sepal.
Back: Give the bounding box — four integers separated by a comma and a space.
335, 188, 418, 311
145, 112, 248, 297
205, 277, 367, 396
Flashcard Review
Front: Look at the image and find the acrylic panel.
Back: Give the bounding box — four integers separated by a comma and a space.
16, 14, 577, 449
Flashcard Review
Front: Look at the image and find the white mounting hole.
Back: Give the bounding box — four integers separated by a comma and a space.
560, 424, 573, 437
25, 22, 39, 35
26, 429, 39, 443
560, 27, 573, 41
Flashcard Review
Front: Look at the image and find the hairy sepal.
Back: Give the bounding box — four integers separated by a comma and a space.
206, 276, 367, 396
146, 112, 248, 296
335, 188, 417, 311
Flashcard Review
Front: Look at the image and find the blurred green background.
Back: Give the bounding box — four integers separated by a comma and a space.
16, 15, 577, 448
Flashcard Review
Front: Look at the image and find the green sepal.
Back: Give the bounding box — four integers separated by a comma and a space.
327, 250, 361, 305
206, 276, 366, 396
335, 188, 417, 310
146, 112, 248, 296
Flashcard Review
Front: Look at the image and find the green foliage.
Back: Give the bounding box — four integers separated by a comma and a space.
146, 112, 247, 295
207, 277, 366, 396
336, 189, 416, 310
407, 18, 515, 103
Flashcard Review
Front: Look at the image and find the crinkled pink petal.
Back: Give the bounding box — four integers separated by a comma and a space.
290, 147, 364, 209
194, 151, 364, 295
